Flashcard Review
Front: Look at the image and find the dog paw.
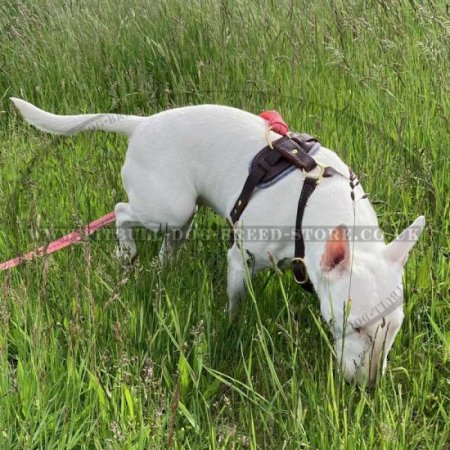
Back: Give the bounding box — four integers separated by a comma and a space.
114, 244, 136, 264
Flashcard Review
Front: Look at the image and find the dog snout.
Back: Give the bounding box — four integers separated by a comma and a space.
348, 351, 387, 387
336, 336, 385, 387
340, 358, 377, 387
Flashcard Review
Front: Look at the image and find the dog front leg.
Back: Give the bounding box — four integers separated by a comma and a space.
227, 245, 248, 321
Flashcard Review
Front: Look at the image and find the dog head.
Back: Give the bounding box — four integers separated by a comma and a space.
314, 216, 425, 387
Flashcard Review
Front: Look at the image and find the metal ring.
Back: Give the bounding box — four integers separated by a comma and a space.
265, 125, 274, 149
291, 257, 309, 284
303, 162, 326, 184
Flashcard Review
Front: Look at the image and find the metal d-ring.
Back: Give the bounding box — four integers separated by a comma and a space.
303, 162, 326, 184
265, 125, 274, 149
291, 257, 309, 284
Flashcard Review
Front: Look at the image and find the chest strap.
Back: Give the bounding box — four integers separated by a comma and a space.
229, 133, 333, 291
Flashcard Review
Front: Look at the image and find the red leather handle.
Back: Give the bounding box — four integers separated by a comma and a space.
259, 110, 289, 136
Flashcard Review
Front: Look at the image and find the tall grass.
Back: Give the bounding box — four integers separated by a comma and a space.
0, 0, 448, 448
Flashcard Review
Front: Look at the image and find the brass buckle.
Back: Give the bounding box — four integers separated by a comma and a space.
303, 162, 326, 184
291, 257, 309, 284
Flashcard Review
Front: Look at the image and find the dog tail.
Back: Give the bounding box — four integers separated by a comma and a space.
10, 98, 144, 137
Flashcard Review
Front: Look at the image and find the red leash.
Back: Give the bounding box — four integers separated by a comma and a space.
0, 111, 288, 271
0, 212, 116, 270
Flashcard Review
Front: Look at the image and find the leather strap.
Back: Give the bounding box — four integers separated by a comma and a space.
292, 176, 318, 289
273, 136, 317, 172
290, 133, 318, 153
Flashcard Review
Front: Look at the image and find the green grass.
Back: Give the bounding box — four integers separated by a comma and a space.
0, 0, 449, 448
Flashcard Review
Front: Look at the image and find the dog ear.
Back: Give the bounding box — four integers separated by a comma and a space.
321, 225, 351, 273
384, 216, 425, 267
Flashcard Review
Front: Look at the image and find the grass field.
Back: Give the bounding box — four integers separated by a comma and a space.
0, 0, 449, 448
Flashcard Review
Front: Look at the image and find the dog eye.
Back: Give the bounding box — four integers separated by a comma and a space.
354, 327, 361, 334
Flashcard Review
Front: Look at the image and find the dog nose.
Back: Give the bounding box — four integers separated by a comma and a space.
341, 359, 380, 388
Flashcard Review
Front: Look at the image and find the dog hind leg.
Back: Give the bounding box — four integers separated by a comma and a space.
115, 202, 140, 261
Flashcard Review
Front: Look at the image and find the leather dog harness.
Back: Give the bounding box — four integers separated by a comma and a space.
229, 132, 335, 291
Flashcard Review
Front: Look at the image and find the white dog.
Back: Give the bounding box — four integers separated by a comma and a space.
10, 98, 425, 386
